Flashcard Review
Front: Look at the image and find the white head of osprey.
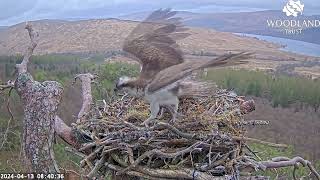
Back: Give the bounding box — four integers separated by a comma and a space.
267, 0, 320, 35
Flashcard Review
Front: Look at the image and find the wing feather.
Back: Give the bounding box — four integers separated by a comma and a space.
123, 9, 190, 86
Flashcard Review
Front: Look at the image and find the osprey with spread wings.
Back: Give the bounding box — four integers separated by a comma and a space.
115, 9, 252, 126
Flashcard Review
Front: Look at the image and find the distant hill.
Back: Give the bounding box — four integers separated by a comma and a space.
121, 10, 320, 45
118, 10, 201, 21
0, 26, 7, 31
1, 18, 319, 78
183, 10, 320, 45
0, 18, 294, 58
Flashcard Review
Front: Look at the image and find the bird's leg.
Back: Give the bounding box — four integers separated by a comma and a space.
158, 106, 166, 119
142, 101, 160, 127
169, 99, 179, 124
158, 105, 173, 119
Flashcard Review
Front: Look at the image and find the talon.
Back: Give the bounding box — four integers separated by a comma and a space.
158, 107, 165, 119
169, 114, 178, 124
169, 112, 184, 124
141, 118, 155, 127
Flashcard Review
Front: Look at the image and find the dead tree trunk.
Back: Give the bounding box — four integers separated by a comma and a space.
12, 24, 95, 173
16, 73, 63, 173
7, 24, 97, 174
14, 24, 63, 173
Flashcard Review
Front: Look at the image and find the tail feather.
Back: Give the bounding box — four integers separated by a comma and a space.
200, 52, 253, 69
147, 52, 252, 93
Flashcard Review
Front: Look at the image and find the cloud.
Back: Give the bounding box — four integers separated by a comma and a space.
0, 0, 37, 20
0, 0, 117, 25
0, 0, 319, 26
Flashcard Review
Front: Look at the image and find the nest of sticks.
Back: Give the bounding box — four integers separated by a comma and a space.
74, 89, 273, 179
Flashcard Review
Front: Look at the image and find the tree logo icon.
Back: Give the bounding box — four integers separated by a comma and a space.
283, 0, 305, 17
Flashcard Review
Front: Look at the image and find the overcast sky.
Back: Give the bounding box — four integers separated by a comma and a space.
0, 0, 319, 26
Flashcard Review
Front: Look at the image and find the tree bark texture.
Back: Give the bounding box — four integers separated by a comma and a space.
16, 73, 63, 173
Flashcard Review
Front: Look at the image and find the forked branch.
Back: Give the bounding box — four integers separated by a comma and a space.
16, 23, 38, 74
55, 73, 98, 149
260, 157, 320, 180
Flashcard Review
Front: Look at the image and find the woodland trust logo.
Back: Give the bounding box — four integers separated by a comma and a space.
266, 0, 320, 35
282, 0, 304, 17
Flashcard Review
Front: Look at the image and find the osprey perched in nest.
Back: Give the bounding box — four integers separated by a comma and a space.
115, 9, 252, 126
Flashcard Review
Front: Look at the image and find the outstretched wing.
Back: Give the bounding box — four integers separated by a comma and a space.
148, 52, 252, 93
123, 9, 190, 85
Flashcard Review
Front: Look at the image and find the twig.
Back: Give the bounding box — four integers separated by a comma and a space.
244, 144, 262, 161
153, 122, 196, 139
0, 87, 14, 149
232, 136, 288, 148
79, 142, 96, 152
65, 146, 86, 158
119, 141, 203, 174
200, 151, 231, 171
240, 120, 270, 126
87, 152, 107, 178
106, 163, 163, 180
80, 146, 103, 169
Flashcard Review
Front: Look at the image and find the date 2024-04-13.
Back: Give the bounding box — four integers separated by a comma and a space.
0, 173, 65, 179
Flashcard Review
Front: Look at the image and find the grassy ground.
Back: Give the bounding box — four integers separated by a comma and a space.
205, 68, 320, 110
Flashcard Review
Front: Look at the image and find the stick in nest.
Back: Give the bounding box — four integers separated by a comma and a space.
118, 141, 203, 175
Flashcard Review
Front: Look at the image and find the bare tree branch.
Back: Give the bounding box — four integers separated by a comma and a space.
73, 73, 97, 123
260, 157, 320, 180
0, 80, 15, 91
54, 73, 99, 149
54, 116, 82, 149
16, 22, 38, 74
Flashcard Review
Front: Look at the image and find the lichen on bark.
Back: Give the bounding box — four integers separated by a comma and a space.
15, 72, 63, 173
